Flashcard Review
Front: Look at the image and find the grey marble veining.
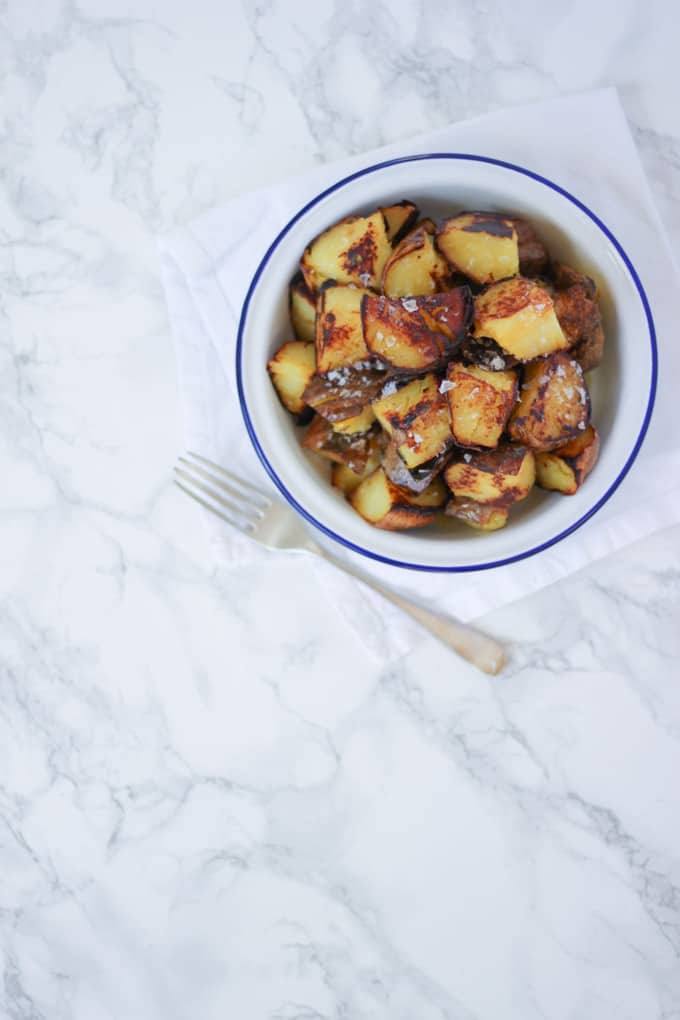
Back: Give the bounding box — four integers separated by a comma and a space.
1, 1, 680, 1018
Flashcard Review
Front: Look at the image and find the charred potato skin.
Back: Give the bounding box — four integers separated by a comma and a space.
444, 443, 536, 506
444, 362, 518, 449
444, 498, 509, 531
511, 218, 549, 277
535, 426, 600, 494
302, 363, 386, 423
437, 212, 520, 285
381, 201, 420, 245
508, 352, 591, 452
551, 264, 605, 373
362, 287, 473, 373
331, 434, 384, 494
302, 414, 376, 473
381, 437, 451, 494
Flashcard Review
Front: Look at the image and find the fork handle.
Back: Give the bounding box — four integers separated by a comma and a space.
360, 578, 505, 675
311, 544, 505, 675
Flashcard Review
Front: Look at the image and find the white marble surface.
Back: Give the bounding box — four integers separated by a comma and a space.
2, 1, 679, 1017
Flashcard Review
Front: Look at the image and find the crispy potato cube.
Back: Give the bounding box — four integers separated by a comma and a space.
443, 362, 518, 448
437, 212, 519, 285
381, 222, 452, 298
300, 211, 391, 292
381, 201, 419, 244
302, 415, 378, 473
571, 324, 605, 374
315, 284, 371, 373
267, 340, 317, 417
473, 277, 569, 360
331, 404, 375, 435
444, 443, 535, 506
553, 281, 605, 373
331, 436, 383, 494
349, 467, 446, 530
372, 374, 453, 469
511, 218, 549, 277
444, 499, 509, 531
362, 287, 472, 373
508, 353, 590, 451
381, 436, 450, 494
535, 425, 600, 494
289, 273, 316, 343
302, 363, 386, 422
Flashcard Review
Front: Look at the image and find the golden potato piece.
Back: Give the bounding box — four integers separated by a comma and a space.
535, 425, 600, 494
381, 222, 452, 298
443, 362, 518, 448
381, 201, 419, 244
331, 436, 384, 495
444, 443, 535, 506
349, 466, 446, 530
300, 211, 391, 292
372, 374, 454, 469
362, 288, 472, 373
267, 340, 316, 418
437, 212, 519, 285
289, 274, 316, 343
315, 284, 371, 373
508, 353, 590, 451
331, 404, 375, 435
444, 499, 509, 531
302, 415, 376, 473
473, 277, 569, 360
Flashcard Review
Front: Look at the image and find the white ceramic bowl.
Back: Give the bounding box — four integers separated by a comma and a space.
237, 154, 657, 571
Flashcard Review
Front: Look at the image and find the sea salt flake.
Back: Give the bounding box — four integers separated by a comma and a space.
439, 379, 456, 393
463, 452, 472, 463
577, 421, 586, 430
489, 355, 506, 370
381, 380, 398, 396
401, 298, 418, 312
411, 432, 423, 446
359, 272, 371, 285
376, 330, 384, 341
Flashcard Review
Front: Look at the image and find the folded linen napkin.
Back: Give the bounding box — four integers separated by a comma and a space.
159, 88, 679, 658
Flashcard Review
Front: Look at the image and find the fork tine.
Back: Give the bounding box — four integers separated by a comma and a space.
174, 467, 264, 528
185, 451, 270, 505
174, 480, 254, 531
177, 456, 269, 514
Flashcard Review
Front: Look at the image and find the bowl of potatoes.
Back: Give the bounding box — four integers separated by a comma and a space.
237, 154, 656, 571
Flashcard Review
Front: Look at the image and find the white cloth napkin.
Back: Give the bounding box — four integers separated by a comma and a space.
159, 88, 679, 657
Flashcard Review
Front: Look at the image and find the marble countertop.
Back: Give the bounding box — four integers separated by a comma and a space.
2, 1, 679, 1017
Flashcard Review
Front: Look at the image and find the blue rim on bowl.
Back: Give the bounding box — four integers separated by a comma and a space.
236, 153, 658, 573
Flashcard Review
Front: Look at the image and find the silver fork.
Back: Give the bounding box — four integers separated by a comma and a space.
174, 451, 506, 675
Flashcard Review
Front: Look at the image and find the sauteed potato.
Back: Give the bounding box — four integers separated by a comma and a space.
268, 199, 604, 533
